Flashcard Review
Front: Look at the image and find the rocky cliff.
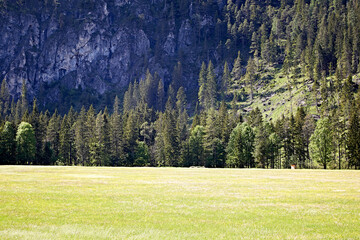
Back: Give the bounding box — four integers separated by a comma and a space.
0, 0, 223, 111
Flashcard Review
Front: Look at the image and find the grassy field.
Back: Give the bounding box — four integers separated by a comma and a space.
0, 166, 359, 239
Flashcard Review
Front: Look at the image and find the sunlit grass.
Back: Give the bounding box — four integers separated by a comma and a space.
1, 166, 359, 239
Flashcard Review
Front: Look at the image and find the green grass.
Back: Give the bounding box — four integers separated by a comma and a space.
1, 166, 359, 239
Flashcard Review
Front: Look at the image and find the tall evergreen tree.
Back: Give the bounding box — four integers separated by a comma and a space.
0, 121, 16, 165
346, 105, 360, 169
206, 61, 217, 109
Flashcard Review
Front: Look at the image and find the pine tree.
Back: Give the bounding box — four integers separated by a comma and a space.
162, 104, 179, 166
294, 107, 306, 168
176, 87, 186, 114
156, 80, 165, 111
20, 79, 28, 117
29, 99, 42, 164
123, 110, 139, 166
0, 78, 10, 117
206, 61, 217, 109
346, 104, 360, 169
254, 122, 270, 168
198, 62, 207, 109
59, 115, 71, 165
154, 113, 166, 166
15, 100, 21, 125
218, 101, 230, 143
75, 106, 88, 166
38, 111, 50, 164
226, 123, 243, 168
245, 57, 256, 101
84, 105, 96, 165
46, 110, 60, 163
188, 125, 205, 166
204, 108, 220, 167
123, 82, 133, 112
0, 121, 16, 165
221, 61, 231, 98
171, 61, 183, 92
231, 51, 242, 83
110, 96, 123, 166
134, 141, 150, 166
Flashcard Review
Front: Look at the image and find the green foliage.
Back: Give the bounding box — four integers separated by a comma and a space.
134, 141, 150, 166
0, 121, 16, 164
226, 122, 255, 168
187, 125, 205, 167
346, 105, 360, 169
309, 117, 333, 169
16, 122, 36, 164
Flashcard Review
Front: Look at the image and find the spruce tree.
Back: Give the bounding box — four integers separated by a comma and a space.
0, 121, 16, 165
231, 51, 242, 83
198, 62, 207, 109
46, 110, 60, 162
29, 99, 41, 164
206, 61, 217, 109
221, 61, 231, 98
20, 79, 28, 117
75, 107, 88, 166
59, 115, 71, 165
156, 80, 165, 111
110, 96, 123, 166
346, 105, 360, 169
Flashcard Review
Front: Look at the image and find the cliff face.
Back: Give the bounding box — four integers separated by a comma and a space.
0, 0, 221, 110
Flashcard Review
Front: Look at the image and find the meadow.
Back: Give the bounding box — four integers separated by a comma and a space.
0, 166, 359, 239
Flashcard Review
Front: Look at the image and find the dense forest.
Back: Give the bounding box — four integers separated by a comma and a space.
0, 0, 360, 169
0, 70, 359, 169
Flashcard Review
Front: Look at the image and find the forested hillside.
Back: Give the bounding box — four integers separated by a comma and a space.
0, 0, 360, 169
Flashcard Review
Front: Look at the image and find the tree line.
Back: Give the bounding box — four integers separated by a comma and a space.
0, 67, 359, 169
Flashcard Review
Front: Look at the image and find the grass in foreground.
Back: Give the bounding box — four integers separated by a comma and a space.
0, 166, 359, 239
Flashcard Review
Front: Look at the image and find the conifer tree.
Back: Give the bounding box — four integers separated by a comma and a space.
75, 106, 88, 166
123, 110, 139, 166
188, 125, 205, 166
198, 62, 207, 109
110, 96, 123, 165
162, 99, 179, 166
0, 78, 10, 117
20, 79, 28, 117
0, 121, 16, 165
206, 61, 217, 109
346, 104, 360, 169
245, 57, 256, 101
46, 110, 60, 162
123, 82, 133, 112
15, 100, 21, 125
226, 123, 243, 168
134, 141, 150, 166
231, 51, 242, 83
221, 61, 231, 98
59, 114, 72, 165
29, 99, 42, 164
171, 61, 183, 92
156, 80, 165, 111
218, 100, 230, 143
